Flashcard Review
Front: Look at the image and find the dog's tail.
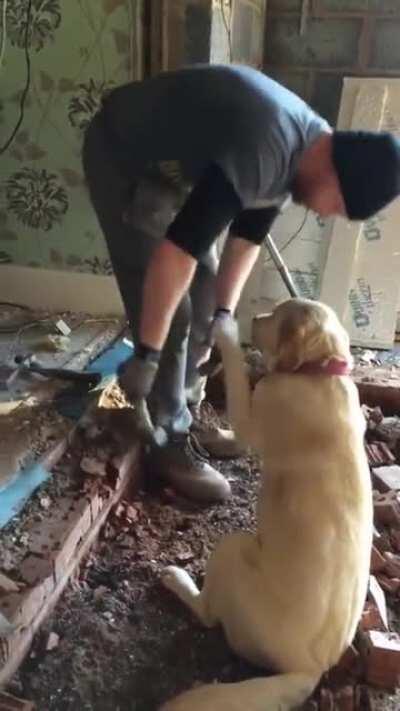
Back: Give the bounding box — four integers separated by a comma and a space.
160, 671, 320, 711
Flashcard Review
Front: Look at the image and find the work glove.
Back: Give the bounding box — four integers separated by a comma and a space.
206, 308, 232, 348
117, 352, 159, 403
198, 308, 232, 376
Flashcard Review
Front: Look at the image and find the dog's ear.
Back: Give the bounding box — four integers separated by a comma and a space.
276, 305, 351, 371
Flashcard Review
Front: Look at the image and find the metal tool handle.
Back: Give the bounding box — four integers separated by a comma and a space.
264, 232, 299, 298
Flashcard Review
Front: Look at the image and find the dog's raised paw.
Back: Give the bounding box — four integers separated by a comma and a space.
161, 565, 185, 591
161, 566, 197, 595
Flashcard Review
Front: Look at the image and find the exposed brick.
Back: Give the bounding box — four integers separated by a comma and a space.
370, 20, 400, 69
334, 685, 354, 711
354, 367, 400, 415
311, 72, 343, 124
362, 630, 400, 689
0, 691, 35, 710
265, 18, 362, 68
366, 443, 396, 468
374, 491, 400, 528
370, 545, 386, 574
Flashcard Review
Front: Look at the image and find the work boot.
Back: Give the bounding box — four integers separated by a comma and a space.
195, 427, 246, 459
146, 432, 231, 503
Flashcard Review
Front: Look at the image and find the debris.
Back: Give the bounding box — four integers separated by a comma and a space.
54, 319, 71, 336
42, 334, 71, 352
370, 545, 386, 574
362, 404, 384, 429
46, 631, 60, 651
335, 644, 362, 678
362, 630, 400, 689
0, 691, 35, 710
39, 495, 51, 510
93, 585, 109, 602
0, 571, 20, 593
375, 416, 400, 448
368, 575, 389, 630
373, 491, 400, 527
372, 465, 400, 492
376, 574, 400, 595
319, 687, 334, 710
80, 456, 107, 477
334, 685, 354, 711
366, 443, 396, 467
0, 611, 15, 637
383, 551, 400, 578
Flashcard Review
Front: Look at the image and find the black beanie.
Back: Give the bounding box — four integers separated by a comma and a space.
332, 131, 400, 220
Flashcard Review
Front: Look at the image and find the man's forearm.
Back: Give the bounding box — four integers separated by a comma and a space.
216, 235, 260, 312
140, 239, 197, 351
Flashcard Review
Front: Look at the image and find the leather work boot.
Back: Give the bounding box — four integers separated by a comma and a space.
195, 427, 246, 459
146, 433, 231, 503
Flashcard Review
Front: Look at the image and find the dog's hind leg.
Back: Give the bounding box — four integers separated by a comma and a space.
160, 671, 320, 711
161, 566, 217, 628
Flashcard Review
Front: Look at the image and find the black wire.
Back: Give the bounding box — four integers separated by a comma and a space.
264, 208, 309, 263
0, 0, 32, 155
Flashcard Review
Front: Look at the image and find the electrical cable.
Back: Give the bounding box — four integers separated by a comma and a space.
0, 0, 32, 155
0, 0, 8, 73
264, 208, 309, 264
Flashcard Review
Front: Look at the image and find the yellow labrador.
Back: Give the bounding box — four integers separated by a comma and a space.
161, 299, 373, 711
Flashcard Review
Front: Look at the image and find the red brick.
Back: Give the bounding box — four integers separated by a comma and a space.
334, 685, 354, 711
354, 368, 400, 415
363, 630, 400, 689
374, 492, 400, 528
0, 691, 35, 710
383, 551, 400, 578
319, 687, 334, 710
367, 443, 396, 468
335, 644, 362, 677
370, 545, 386, 574
376, 574, 400, 594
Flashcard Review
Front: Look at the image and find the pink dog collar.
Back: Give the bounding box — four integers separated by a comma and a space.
294, 358, 352, 376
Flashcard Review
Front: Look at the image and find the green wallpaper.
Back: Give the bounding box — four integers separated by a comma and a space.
0, 0, 140, 273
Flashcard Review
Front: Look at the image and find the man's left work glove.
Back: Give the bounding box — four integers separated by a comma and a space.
206, 308, 232, 348
117, 346, 160, 403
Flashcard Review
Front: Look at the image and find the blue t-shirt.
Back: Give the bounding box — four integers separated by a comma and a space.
102, 64, 330, 257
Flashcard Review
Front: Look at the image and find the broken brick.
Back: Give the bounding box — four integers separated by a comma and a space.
361, 601, 387, 632
370, 545, 386, 574
334, 644, 362, 679
376, 574, 400, 595
0, 691, 35, 710
373, 465, 400, 492
367, 443, 396, 468
319, 687, 334, 711
334, 685, 354, 711
368, 576, 389, 630
383, 551, 400, 578
374, 491, 400, 528
362, 630, 400, 689
373, 527, 392, 554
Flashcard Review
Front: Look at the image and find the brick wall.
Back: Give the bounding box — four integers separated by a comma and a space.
264, 0, 400, 125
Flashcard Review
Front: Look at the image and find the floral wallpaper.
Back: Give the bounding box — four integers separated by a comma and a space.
0, 0, 140, 274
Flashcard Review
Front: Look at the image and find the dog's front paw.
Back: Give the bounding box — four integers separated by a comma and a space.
161, 566, 195, 596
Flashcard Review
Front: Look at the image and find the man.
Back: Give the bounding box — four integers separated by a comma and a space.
83, 64, 400, 504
